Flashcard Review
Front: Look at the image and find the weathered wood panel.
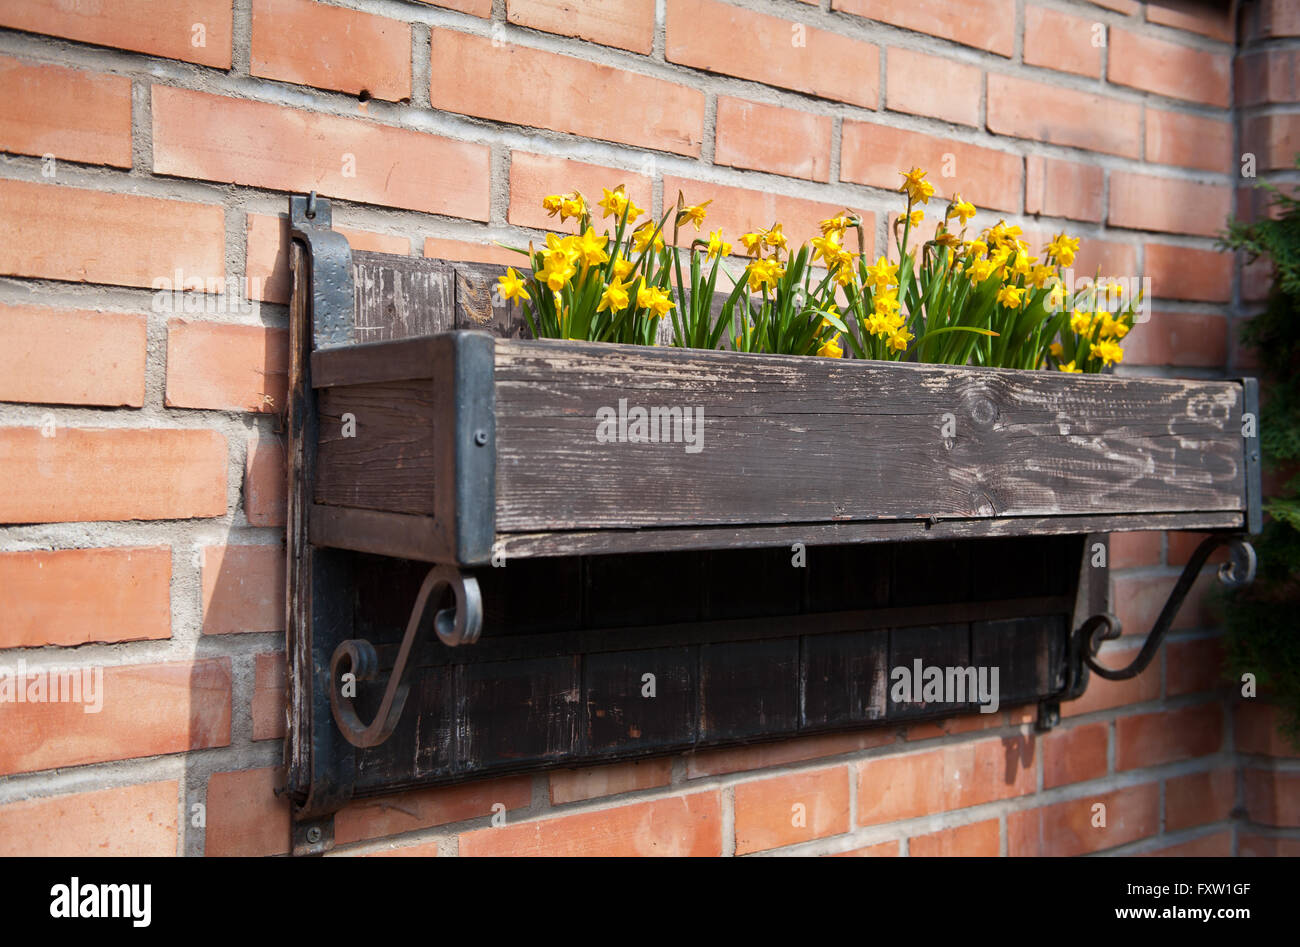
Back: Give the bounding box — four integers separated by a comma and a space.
493, 338, 1246, 532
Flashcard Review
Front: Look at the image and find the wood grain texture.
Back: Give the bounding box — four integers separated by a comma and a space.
493, 339, 1246, 532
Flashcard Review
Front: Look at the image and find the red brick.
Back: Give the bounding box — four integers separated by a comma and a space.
508, 152, 653, 232
1108, 28, 1230, 107
1146, 0, 1235, 43
1166, 767, 1235, 830
1023, 6, 1104, 78
0, 179, 225, 290
201, 544, 284, 636
0, 546, 171, 648
431, 29, 703, 157
1243, 767, 1300, 826
1116, 703, 1223, 770
734, 765, 851, 854
0, 659, 231, 775
1115, 572, 1218, 635
0, 55, 131, 167
1043, 722, 1108, 788
415, 0, 491, 15
459, 792, 722, 856
832, 840, 899, 856
1123, 311, 1227, 368
1242, 113, 1300, 172
686, 729, 892, 779
336, 776, 532, 844
1166, 636, 1227, 697
0, 781, 178, 856
885, 48, 981, 127
245, 213, 409, 305
1249, 0, 1300, 38
0, 427, 227, 523
549, 759, 673, 805
1110, 532, 1162, 568
833, 0, 1014, 57
507, 0, 655, 54
841, 122, 1023, 214
424, 237, 523, 268
165, 320, 287, 413
1110, 173, 1231, 238
1236, 48, 1300, 107
0, 303, 146, 407
244, 432, 287, 528
154, 86, 489, 219
987, 74, 1141, 158
252, 652, 286, 741
205, 766, 289, 857
1143, 244, 1232, 302
1063, 640, 1161, 717
0, 0, 232, 69
857, 736, 1036, 825
1068, 236, 1138, 283
1239, 832, 1300, 856
909, 818, 1000, 856
1008, 782, 1159, 855
904, 710, 1003, 741
1025, 156, 1104, 223
251, 0, 411, 101
1235, 702, 1300, 758
1089, 0, 1139, 12
668, 0, 878, 109
714, 98, 832, 182
364, 839, 441, 857
1144, 829, 1233, 856
1146, 109, 1233, 174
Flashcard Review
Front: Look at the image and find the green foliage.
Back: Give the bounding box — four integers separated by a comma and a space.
1219, 160, 1300, 746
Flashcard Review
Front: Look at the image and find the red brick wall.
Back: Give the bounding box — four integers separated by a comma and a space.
0, 0, 1288, 856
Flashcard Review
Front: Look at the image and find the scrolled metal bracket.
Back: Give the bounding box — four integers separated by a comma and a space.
329, 566, 482, 748
1076, 533, 1256, 682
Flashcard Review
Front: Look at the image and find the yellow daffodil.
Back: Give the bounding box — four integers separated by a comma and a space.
611, 252, 633, 280
967, 239, 989, 258
740, 231, 765, 257
496, 267, 530, 303
1069, 309, 1094, 335
908, 210, 924, 228
575, 226, 608, 267
596, 186, 630, 220
820, 214, 854, 237
810, 231, 844, 267
1047, 233, 1079, 267
631, 223, 664, 255
1048, 342, 1064, 358
560, 193, 585, 222
888, 328, 914, 352
818, 334, 844, 358
539, 258, 576, 292
1058, 360, 1082, 373
678, 200, 712, 231
636, 282, 675, 318
949, 194, 977, 226
597, 275, 631, 313
997, 284, 1026, 309
966, 258, 996, 284
1093, 339, 1124, 366
542, 194, 564, 218
899, 167, 935, 205
706, 229, 732, 261
763, 223, 787, 251
865, 255, 898, 290
746, 257, 784, 292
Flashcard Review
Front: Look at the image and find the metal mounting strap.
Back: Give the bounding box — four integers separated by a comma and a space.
329, 566, 483, 748
1076, 533, 1256, 682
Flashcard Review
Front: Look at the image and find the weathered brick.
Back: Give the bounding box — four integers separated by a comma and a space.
205, 766, 289, 856
1236, 48, 1300, 106
0, 546, 171, 648
1236, 702, 1300, 758
1166, 636, 1227, 696
1008, 782, 1159, 855
1146, 0, 1234, 42
459, 792, 723, 856
1145, 109, 1233, 173
252, 652, 286, 741
336, 776, 532, 844
1166, 767, 1235, 830
1110, 532, 1162, 568
909, 818, 999, 856
153, 86, 490, 219
431, 28, 704, 156
1241, 113, 1300, 172
1143, 829, 1233, 856
549, 759, 673, 805
1108, 28, 1230, 106
686, 729, 892, 779
1043, 721, 1108, 788
1143, 243, 1232, 302
0, 55, 131, 167
714, 98, 832, 182
842, 122, 1023, 214
507, 0, 655, 54
251, 0, 411, 101
0, 179, 225, 290
1025, 156, 1104, 223
987, 74, 1141, 158
244, 431, 287, 528
885, 48, 982, 127
831, 840, 900, 856
0, 0, 233, 69
1116, 703, 1224, 770
165, 320, 288, 414
734, 765, 850, 854
1123, 311, 1227, 368
508, 152, 653, 232
1114, 572, 1217, 635
1023, 6, 1104, 78
833, 0, 1014, 57
1243, 767, 1300, 826
0, 781, 179, 856
0, 659, 232, 775
0, 427, 227, 523
1062, 640, 1160, 717
0, 303, 146, 407
667, 0, 878, 109
200, 544, 284, 636
424, 237, 522, 267
1109, 173, 1230, 238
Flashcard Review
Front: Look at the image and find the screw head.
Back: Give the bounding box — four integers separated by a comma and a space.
305, 826, 322, 844
474, 429, 488, 446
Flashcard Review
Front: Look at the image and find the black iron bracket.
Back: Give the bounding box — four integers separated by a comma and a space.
1074, 532, 1257, 683
330, 566, 483, 748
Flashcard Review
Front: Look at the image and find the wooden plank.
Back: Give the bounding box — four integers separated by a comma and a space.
352, 251, 455, 343
970, 616, 1065, 705
583, 647, 696, 755
801, 629, 889, 727
887, 623, 972, 718
454, 656, 579, 772
493, 339, 1246, 532
698, 639, 800, 742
